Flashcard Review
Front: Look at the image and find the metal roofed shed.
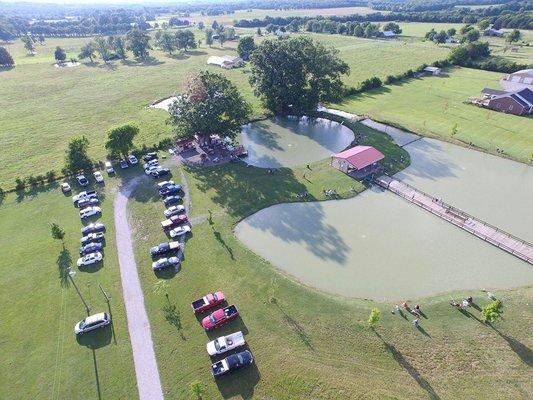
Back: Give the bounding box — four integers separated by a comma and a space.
331, 145, 385, 179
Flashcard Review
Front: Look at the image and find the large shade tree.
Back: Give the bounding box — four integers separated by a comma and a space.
79, 42, 96, 63
250, 36, 349, 114
0, 46, 14, 67
168, 71, 251, 143
64, 136, 92, 173
21, 34, 35, 55
127, 27, 151, 60
105, 123, 139, 159
237, 36, 256, 60
54, 46, 66, 62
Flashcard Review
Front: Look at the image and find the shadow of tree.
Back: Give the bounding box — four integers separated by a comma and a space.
272, 299, 313, 350
373, 330, 441, 400
215, 359, 260, 399
163, 302, 186, 340
57, 249, 72, 288
489, 325, 533, 367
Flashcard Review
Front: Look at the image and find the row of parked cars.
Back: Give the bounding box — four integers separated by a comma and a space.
190, 291, 254, 378
143, 153, 171, 179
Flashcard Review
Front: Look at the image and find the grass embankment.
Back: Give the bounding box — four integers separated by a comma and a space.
0, 170, 139, 399
128, 137, 532, 398
334, 67, 533, 164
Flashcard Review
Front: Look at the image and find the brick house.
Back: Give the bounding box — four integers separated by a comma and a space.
483, 88, 533, 116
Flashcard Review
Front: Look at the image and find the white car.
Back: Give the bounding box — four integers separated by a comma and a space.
164, 205, 185, 218
72, 190, 98, 204
157, 180, 174, 190
144, 159, 159, 169
80, 206, 101, 219
61, 182, 71, 193
152, 256, 180, 271
93, 171, 104, 183
77, 251, 103, 267
74, 312, 110, 335
76, 175, 89, 187
206, 331, 246, 356
128, 154, 138, 165
105, 161, 115, 174
169, 224, 191, 238
144, 165, 159, 175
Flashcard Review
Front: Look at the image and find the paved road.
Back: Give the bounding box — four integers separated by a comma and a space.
114, 176, 164, 400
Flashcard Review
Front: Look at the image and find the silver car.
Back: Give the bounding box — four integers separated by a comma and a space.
74, 312, 111, 335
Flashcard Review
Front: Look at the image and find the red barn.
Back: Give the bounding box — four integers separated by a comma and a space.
331, 146, 384, 178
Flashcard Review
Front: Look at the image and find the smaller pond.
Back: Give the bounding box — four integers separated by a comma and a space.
240, 116, 355, 168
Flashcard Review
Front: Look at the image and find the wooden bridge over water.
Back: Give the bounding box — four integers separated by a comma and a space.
375, 175, 533, 265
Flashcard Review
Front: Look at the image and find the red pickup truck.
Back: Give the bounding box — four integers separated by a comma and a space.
191, 291, 225, 314
202, 305, 239, 331
161, 214, 188, 230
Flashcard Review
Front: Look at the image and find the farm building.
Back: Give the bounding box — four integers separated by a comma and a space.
331, 146, 384, 179
471, 87, 533, 116
206, 55, 244, 69
483, 28, 504, 37
379, 31, 396, 39
501, 69, 533, 90
423, 66, 442, 76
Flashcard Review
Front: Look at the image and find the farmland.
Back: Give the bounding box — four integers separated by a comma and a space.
333, 67, 533, 163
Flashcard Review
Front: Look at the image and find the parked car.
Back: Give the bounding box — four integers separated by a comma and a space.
105, 161, 115, 174
80, 206, 101, 219
120, 159, 129, 169
143, 160, 159, 170
93, 171, 104, 183
128, 154, 138, 165
202, 305, 239, 331
169, 224, 191, 238
157, 180, 174, 190
206, 331, 245, 356
76, 175, 89, 187
80, 231, 105, 245
151, 167, 170, 178
143, 152, 158, 162
149, 241, 181, 257
159, 184, 182, 197
191, 291, 226, 314
163, 195, 181, 207
211, 350, 253, 378
77, 251, 103, 267
144, 165, 159, 175
152, 256, 180, 271
61, 182, 71, 193
161, 214, 188, 230
72, 190, 98, 204
74, 312, 110, 335
164, 205, 185, 218
76, 197, 99, 209
80, 241, 103, 255
81, 222, 105, 235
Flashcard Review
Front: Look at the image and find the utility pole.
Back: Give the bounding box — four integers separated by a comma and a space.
68, 268, 91, 315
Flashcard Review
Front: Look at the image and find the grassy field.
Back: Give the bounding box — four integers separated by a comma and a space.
333, 67, 533, 163
126, 126, 533, 399
0, 30, 449, 189
0, 170, 139, 399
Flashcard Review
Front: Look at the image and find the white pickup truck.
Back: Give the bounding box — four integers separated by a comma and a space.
206, 331, 245, 356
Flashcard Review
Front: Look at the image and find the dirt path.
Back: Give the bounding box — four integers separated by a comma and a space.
114, 176, 164, 400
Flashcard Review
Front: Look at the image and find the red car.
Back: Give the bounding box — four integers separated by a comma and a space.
202, 305, 239, 331
191, 291, 226, 314
161, 214, 188, 230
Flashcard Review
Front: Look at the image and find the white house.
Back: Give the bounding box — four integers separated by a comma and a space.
423, 66, 442, 76
206, 55, 244, 69
380, 31, 396, 39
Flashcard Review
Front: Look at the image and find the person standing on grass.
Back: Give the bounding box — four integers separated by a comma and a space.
412, 318, 419, 328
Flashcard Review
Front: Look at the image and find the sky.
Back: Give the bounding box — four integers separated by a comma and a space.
0, 0, 222, 4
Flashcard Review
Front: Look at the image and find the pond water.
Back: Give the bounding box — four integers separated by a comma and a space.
239, 116, 355, 168
235, 138, 533, 301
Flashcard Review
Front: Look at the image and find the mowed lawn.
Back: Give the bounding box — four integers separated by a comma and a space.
127, 152, 533, 399
334, 67, 533, 163
0, 171, 139, 399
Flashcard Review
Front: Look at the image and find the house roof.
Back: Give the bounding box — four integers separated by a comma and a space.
482, 87, 507, 96
515, 88, 533, 106
511, 94, 528, 107
510, 69, 533, 78
381, 31, 396, 37
333, 146, 385, 170
423, 66, 441, 72
207, 55, 242, 66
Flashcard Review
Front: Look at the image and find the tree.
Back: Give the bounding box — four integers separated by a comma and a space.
168, 71, 251, 143
462, 29, 480, 43
212, 20, 219, 30
105, 123, 139, 159
434, 30, 448, 45
54, 46, 66, 62
79, 42, 96, 63
224, 27, 236, 40
425, 28, 437, 41
205, 29, 213, 47
37, 34, 45, 45
288, 19, 299, 33
451, 123, 458, 137
21, 34, 35, 55
506, 29, 521, 43
383, 22, 402, 34
478, 19, 490, 30
50, 222, 66, 249
127, 27, 151, 60
218, 33, 226, 47
237, 36, 256, 60
157, 30, 176, 55
198, 21, 205, 30
266, 23, 275, 34
65, 136, 92, 173
250, 36, 349, 114
176, 30, 196, 52
188, 380, 206, 400
0, 46, 14, 67
113, 36, 127, 60
460, 24, 474, 35
256, 27, 262, 36
368, 308, 381, 327
447, 28, 457, 37
94, 36, 111, 62
482, 300, 503, 323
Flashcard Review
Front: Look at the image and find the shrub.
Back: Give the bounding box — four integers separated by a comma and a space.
35, 174, 46, 185
15, 178, 26, 191
482, 299, 503, 323
45, 170, 56, 183
359, 77, 382, 91
27, 175, 38, 187
368, 308, 381, 327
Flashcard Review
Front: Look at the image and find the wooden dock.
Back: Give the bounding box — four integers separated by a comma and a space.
375, 175, 533, 265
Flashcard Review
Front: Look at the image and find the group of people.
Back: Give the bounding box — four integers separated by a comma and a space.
393, 302, 422, 328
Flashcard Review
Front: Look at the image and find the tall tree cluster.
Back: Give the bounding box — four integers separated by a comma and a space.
0, 46, 14, 67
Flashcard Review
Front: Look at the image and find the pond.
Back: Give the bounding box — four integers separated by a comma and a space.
239, 116, 355, 168
235, 138, 533, 301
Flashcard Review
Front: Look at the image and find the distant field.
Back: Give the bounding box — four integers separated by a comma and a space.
395, 22, 465, 38
333, 67, 533, 163
156, 6, 381, 26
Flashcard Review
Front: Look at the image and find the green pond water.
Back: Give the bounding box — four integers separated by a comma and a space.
235, 138, 533, 301
239, 116, 355, 168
